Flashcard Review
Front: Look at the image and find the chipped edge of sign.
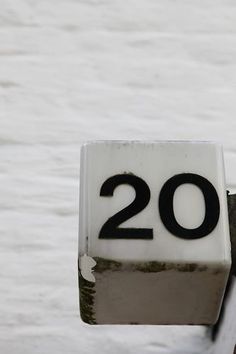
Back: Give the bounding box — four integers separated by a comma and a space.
79, 254, 96, 282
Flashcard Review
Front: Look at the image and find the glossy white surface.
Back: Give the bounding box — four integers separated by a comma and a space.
80, 141, 231, 264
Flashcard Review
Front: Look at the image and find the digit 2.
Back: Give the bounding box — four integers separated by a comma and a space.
98, 174, 153, 239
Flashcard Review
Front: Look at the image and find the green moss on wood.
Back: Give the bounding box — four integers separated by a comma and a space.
92, 257, 208, 274
79, 271, 96, 324
136, 262, 207, 273
93, 257, 122, 273
135, 261, 171, 273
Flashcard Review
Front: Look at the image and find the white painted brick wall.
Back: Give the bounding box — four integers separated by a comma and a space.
1, 1, 236, 353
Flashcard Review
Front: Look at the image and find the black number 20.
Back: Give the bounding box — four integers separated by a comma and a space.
98, 173, 220, 240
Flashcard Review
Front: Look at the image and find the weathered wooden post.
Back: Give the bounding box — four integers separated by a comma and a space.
78, 141, 232, 326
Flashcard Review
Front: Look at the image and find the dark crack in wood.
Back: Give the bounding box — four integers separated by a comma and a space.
227, 193, 236, 276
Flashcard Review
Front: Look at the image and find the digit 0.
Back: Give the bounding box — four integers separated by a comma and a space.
158, 173, 220, 240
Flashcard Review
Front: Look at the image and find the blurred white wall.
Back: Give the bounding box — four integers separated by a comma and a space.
0, 1, 236, 353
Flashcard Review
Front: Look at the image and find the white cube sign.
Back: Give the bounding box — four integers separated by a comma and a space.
78, 141, 231, 325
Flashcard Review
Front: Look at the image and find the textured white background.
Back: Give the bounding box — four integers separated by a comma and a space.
1, 0, 236, 353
